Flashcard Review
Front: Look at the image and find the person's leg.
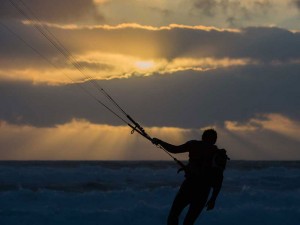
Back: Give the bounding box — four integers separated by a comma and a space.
167, 180, 191, 225
183, 187, 210, 225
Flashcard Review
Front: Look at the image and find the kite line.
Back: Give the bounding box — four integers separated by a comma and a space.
1, 0, 186, 170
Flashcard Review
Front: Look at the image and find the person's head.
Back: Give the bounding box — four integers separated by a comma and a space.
202, 129, 217, 145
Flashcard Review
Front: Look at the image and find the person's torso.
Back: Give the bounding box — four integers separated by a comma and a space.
186, 141, 222, 184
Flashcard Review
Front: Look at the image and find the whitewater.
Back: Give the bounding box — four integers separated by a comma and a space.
0, 161, 299, 225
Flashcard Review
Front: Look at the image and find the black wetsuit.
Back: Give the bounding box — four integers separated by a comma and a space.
158, 140, 224, 225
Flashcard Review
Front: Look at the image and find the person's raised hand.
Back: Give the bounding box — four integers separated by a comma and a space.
152, 138, 161, 145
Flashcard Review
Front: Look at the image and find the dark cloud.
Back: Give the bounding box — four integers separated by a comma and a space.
1, 63, 299, 128
0, 0, 104, 24
193, 0, 272, 26
0, 24, 58, 69
167, 26, 300, 62
193, 0, 272, 16
95, 26, 300, 62
194, 0, 217, 17
76, 61, 114, 71
294, 0, 300, 9
149, 7, 173, 17
31, 26, 300, 62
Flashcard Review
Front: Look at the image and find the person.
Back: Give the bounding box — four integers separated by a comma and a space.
152, 129, 228, 225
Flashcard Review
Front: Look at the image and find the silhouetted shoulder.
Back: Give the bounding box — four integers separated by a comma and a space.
184, 140, 200, 146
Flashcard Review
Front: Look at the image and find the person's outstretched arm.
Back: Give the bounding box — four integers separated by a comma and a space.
152, 138, 191, 154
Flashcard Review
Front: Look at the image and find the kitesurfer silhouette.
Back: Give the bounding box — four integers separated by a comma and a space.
152, 129, 228, 225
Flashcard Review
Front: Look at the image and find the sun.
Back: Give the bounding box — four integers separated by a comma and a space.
135, 61, 155, 70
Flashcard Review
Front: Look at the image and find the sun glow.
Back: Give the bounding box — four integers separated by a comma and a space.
135, 61, 155, 70
0, 119, 197, 160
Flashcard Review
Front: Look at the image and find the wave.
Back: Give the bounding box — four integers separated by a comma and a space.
0, 161, 299, 193
0, 161, 299, 225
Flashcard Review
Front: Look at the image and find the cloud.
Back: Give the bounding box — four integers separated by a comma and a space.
222, 114, 300, 160
0, 0, 299, 161
252, 114, 300, 141
1, 22, 300, 83
0, 0, 104, 24
1, 0, 300, 30
0, 54, 253, 83
1, 9, 299, 155
75, 0, 300, 29
225, 113, 300, 136
69, 25, 300, 62
0, 63, 299, 129
30, 22, 237, 32
225, 120, 261, 132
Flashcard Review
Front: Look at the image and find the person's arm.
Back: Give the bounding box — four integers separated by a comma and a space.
206, 175, 223, 211
152, 138, 190, 154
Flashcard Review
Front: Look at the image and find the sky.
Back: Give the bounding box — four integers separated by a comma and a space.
0, 0, 300, 160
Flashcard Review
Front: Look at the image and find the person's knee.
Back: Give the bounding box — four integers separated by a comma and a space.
183, 220, 194, 225
167, 211, 179, 225
183, 214, 199, 225
183, 214, 198, 225
168, 208, 180, 225
183, 203, 205, 225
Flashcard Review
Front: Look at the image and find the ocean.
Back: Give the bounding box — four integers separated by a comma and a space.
0, 161, 299, 225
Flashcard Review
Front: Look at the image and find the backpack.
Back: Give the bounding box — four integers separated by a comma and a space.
212, 149, 229, 171
209, 149, 229, 188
